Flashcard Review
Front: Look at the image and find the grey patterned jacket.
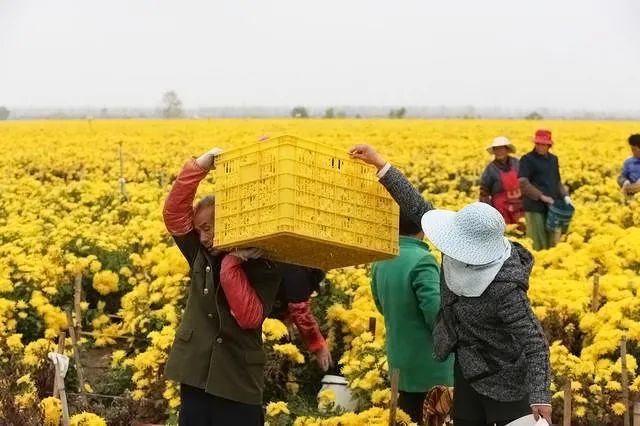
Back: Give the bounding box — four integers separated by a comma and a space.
379, 166, 551, 405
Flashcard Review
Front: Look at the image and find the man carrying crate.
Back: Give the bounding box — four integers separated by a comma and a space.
162, 147, 283, 426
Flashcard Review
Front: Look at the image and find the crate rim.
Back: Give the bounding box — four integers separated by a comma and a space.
214, 231, 398, 256
217, 134, 354, 159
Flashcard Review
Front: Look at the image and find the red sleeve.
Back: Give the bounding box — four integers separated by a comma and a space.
219, 255, 264, 329
163, 159, 208, 236
287, 301, 326, 353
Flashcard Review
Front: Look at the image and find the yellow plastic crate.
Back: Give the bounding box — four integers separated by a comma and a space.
213, 135, 399, 270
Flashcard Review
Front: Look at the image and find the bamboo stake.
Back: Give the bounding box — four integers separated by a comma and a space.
118, 142, 128, 200
52, 332, 66, 398
368, 317, 377, 336
389, 368, 400, 426
591, 273, 600, 312
66, 310, 88, 406
621, 337, 630, 426
79, 330, 147, 342
65, 391, 155, 402
633, 400, 640, 426
74, 274, 83, 336
53, 357, 70, 426
563, 382, 572, 426
119, 141, 124, 179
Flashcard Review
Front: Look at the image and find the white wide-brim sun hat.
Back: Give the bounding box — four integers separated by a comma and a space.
486, 136, 516, 154
420, 202, 510, 265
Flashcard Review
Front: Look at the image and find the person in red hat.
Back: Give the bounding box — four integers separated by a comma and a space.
518, 130, 571, 250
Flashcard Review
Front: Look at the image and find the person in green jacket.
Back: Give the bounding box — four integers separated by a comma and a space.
371, 212, 454, 425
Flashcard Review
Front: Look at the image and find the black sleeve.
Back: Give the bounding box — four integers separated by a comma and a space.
281, 265, 321, 303
309, 268, 326, 285
172, 231, 201, 267
517, 155, 533, 179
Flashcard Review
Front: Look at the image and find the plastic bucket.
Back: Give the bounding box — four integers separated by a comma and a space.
505, 414, 537, 425
546, 201, 575, 232
318, 375, 358, 412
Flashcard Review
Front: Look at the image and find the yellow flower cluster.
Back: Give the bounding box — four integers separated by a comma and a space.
294, 407, 412, 426
273, 343, 305, 364
317, 388, 337, 412
92, 270, 120, 295
0, 119, 639, 423
14, 373, 37, 410
69, 412, 108, 426
130, 326, 175, 401
40, 397, 62, 426
263, 318, 290, 342
266, 400, 291, 416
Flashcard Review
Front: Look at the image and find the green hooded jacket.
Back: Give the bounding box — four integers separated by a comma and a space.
372, 236, 454, 392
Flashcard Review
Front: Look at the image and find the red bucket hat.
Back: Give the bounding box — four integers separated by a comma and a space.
533, 129, 553, 145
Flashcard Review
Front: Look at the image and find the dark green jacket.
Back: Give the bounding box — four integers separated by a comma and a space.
164, 231, 282, 405
372, 237, 454, 392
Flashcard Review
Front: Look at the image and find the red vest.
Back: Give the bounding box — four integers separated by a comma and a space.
492, 168, 524, 224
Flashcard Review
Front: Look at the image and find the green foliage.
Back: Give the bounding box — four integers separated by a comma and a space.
323, 108, 335, 119
291, 106, 309, 118
0, 106, 10, 120
388, 107, 406, 119
161, 91, 183, 119
94, 366, 134, 396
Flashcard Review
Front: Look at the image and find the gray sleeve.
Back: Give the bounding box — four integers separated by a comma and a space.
480, 166, 494, 204
519, 177, 543, 200
556, 158, 569, 197
497, 289, 551, 405
480, 166, 492, 189
379, 166, 434, 225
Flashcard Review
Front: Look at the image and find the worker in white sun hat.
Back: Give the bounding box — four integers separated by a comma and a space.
479, 136, 524, 226
349, 144, 552, 426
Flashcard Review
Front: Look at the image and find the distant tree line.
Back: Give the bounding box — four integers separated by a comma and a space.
162, 91, 184, 118
388, 107, 406, 119
290, 106, 394, 119
0, 106, 10, 120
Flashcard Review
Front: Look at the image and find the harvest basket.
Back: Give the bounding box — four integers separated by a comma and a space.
212, 136, 399, 270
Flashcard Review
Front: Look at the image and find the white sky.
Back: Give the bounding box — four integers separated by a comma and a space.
1, 0, 639, 110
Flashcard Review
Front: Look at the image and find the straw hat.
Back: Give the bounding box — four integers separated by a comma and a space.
420, 202, 509, 265
486, 136, 516, 154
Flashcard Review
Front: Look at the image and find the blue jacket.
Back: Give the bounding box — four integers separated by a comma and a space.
618, 156, 640, 186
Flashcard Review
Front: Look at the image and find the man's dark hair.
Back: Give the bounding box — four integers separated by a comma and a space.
399, 212, 422, 236
629, 134, 640, 148
195, 195, 215, 211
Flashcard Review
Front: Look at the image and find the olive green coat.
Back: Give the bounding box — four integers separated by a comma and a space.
164, 242, 282, 405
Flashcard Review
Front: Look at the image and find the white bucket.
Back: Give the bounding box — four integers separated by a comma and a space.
318, 374, 358, 412
505, 415, 548, 426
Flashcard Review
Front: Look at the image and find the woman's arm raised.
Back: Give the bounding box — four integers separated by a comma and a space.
349, 144, 434, 226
